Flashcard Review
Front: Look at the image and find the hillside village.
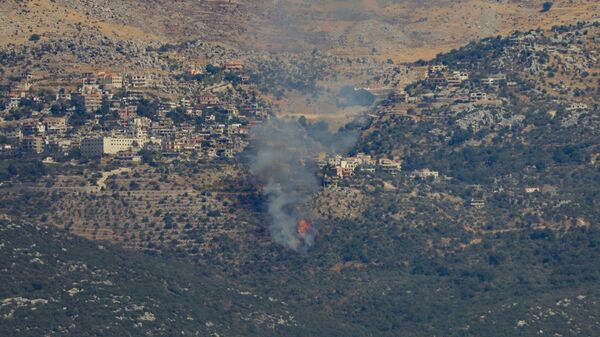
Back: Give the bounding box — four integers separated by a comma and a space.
0, 52, 410, 180
1, 20, 597, 189
0, 4, 599, 335
0, 61, 265, 162
0, 20, 596, 255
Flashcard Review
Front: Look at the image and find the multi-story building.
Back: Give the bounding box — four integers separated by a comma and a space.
103, 137, 146, 155
452, 71, 469, 81
223, 61, 244, 72
128, 74, 150, 88
470, 92, 488, 101
21, 136, 45, 154
8, 92, 22, 109
21, 121, 44, 135
199, 95, 220, 106
80, 93, 103, 113
429, 65, 447, 73
44, 117, 68, 133
98, 72, 123, 89
566, 103, 588, 111
446, 76, 462, 86
411, 168, 439, 179
80, 137, 104, 157
0, 144, 17, 156
80, 136, 147, 157
378, 158, 402, 172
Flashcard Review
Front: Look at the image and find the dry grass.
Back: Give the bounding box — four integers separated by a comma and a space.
3, 0, 598, 62
0, 0, 164, 46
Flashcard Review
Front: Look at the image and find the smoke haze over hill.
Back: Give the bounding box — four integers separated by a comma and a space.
249, 118, 357, 251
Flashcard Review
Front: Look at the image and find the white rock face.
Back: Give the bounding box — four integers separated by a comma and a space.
67, 288, 83, 296
139, 312, 156, 321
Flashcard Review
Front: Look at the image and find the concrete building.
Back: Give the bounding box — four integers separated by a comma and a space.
447, 76, 462, 86
8, 92, 22, 109
21, 136, 45, 154
81, 93, 103, 113
44, 117, 68, 133
355, 153, 375, 166
98, 72, 123, 89
429, 65, 447, 72
411, 168, 439, 179
223, 61, 244, 72
199, 95, 220, 106
452, 71, 469, 81
470, 92, 488, 101
128, 74, 150, 88
80, 137, 104, 157
103, 137, 145, 155
21, 121, 45, 135
470, 199, 486, 209
80, 136, 147, 157
378, 158, 401, 172
566, 103, 588, 111
0, 144, 17, 155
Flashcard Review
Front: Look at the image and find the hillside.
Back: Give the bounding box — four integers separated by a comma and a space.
0, 1, 599, 336
1, 0, 598, 61
0, 221, 366, 336
0, 20, 599, 337
1, 0, 597, 123
246, 0, 600, 61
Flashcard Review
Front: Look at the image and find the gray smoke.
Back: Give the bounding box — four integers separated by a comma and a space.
249, 118, 357, 251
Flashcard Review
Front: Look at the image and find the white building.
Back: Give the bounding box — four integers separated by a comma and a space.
103, 137, 146, 155
412, 168, 439, 179
452, 71, 469, 81
340, 159, 359, 170
378, 158, 401, 172
98, 72, 123, 89
429, 65, 447, 72
128, 74, 150, 88
470, 92, 488, 101
566, 103, 588, 111
328, 154, 342, 167
81, 136, 148, 157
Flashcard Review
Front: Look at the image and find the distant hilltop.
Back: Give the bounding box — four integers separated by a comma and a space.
1, 0, 599, 62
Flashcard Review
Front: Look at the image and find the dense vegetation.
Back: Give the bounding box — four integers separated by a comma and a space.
0, 221, 365, 337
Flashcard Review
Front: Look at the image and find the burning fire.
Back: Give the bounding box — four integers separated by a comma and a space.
297, 218, 312, 236
295, 219, 319, 252
294, 218, 318, 251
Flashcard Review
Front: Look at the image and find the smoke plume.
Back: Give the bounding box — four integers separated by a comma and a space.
249, 118, 357, 251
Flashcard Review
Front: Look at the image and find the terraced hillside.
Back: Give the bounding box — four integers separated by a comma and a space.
0, 162, 268, 264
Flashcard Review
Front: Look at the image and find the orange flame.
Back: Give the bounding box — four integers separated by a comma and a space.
297, 219, 312, 236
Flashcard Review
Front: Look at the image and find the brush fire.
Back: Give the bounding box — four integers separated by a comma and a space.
297, 218, 312, 236
249, 119, 354, 252
296, 218, 318, 250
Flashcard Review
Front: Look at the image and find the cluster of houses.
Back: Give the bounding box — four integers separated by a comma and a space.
0, 62, 267, 162
424, 65, 514, 102
317, 153, 400, 182
385, 56, 589, 118
78, 120, 249, 161
0, 116, 71, 156
317, 153, 443, 185
387, 65, 486, 105
426, 65, 470, 87
5, 80, 32, 110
